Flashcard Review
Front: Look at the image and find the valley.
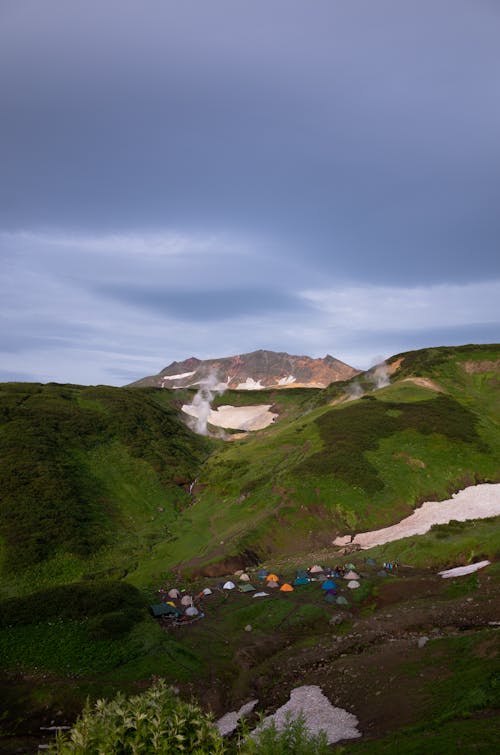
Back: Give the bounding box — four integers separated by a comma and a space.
0, 344, 499, 752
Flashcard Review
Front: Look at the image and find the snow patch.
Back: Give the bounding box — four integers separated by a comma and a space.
160, 371, 196, 381
278, 375, 297, 386
182, 403, 278, 431
253, 685, 361, 745
438, 560, 490, 578
337, 483, 500, 549
237, 377, 265, 390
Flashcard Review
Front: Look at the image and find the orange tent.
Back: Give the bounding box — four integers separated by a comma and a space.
280, 583, 294, 592
266, 573, 279, 582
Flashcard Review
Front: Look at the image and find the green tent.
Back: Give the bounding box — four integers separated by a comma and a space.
336, 596, 349, 606
239, 583, 256, 593
150, 604, 181, 618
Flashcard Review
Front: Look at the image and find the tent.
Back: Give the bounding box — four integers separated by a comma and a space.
267, 580, 279, 589
202, 587, 212, 596
296, 570, 308, 580
150, 604, 181, 618
223, 581, 236, 590
346, 563, 356, 570
293, 576, 309, 586
257, 569, 268, 579
253, 591, 269, 598
168, 588, 180, 599
366, 558, 376, 566
321, 579, 337, 591
234, 569, 244, 577
317, 573, 327, 582
336, 596, 349, 605
344, 570, 359, 580
239, 583, 256, 593
347, 580, 360, 589
266, 573, 279, 582
324, 593, 337, 604
280, 583, 294, 592
239, 573, 250, 582
181, 595, 193, 606
377, 569, 388, 577
309, 565, 324, 573
185, 606, 199, 617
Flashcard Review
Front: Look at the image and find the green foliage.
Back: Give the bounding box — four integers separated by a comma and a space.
298, 395, 484, 494
51, 679, 225, 754
239, 713, 330, 754
0, 382, 212, 579
0, 581, 145, 627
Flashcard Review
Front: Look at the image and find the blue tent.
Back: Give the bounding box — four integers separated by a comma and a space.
293, 576, 309, 586
321, 579, 337, 591
257, 569, 268, 579
296, 569, 308, 580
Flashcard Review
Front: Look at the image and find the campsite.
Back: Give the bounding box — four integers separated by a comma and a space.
0, 344, 499, 752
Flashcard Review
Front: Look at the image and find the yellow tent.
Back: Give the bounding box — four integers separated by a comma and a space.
280, 583, 294, 592
266, 573, 279, 582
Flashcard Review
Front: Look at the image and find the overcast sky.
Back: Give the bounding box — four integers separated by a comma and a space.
1, 1, 499, 385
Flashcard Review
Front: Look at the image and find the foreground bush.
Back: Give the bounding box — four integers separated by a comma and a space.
51, 680, 225, 754
50, 681, 331, 754
239, 713, 330, 754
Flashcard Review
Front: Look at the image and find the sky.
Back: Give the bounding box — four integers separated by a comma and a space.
1, 0, 499, 385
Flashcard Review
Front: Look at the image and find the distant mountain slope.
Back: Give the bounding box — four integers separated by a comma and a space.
130, 349, 359, 389
136, 343, 500, 578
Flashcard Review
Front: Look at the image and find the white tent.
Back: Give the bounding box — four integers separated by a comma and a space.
181, 595, 193, 606
309, 565, 324, 573
239, 573, 250, 582
252, 591, 269, 598
347, 580, 360, 589
202, 587, 213, 595
267, 580, 279, 588
168, 588, 180, 599
223, 581, 236, 590
185, 606, 199, 617
344, 571, 359, 580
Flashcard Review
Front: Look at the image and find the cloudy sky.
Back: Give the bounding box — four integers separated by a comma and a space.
1, 1, 499, 385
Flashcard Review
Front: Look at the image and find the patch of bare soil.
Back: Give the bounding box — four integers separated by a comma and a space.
461, 359, 500, 374
402, 376, 445, 392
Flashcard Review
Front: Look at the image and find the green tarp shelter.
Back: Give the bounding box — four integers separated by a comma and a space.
150, 604, 181, 618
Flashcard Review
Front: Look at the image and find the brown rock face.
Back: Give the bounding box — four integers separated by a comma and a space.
132, 349, 359, 389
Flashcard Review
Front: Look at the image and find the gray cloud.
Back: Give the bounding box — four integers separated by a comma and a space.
0, 2, 499, 383
97, 285, 308, 321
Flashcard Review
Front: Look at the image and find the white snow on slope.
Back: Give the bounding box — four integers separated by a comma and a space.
182, 403, 278, 430
161, 371, 195, 381
334, 484, 500, 549
438, 560, 491, 578
254, 686, 361, 745
278, 375, 297, 385
237, 377, 265, 390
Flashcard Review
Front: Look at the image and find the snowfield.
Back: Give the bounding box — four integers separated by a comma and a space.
333, 483, 500, 549
182, 403, 278, 430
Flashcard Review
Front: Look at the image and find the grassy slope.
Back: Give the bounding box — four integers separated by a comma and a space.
137, 344, 500, 579
0, 382, 213, 596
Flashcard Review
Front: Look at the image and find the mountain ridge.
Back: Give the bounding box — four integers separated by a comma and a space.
130, 348, 360, 390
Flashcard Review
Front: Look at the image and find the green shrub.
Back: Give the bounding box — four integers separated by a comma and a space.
298, 395, 484, 494
51, 679, 225, 754
239, 713, 330, 754
0, 581, 145, 627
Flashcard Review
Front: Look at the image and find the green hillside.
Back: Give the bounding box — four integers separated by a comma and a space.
0, 344, 499, 753
0, 382, 213, 596
136, 343, 500, 580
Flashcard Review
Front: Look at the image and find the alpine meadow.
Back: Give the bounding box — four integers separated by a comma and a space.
1, 344, 499, 752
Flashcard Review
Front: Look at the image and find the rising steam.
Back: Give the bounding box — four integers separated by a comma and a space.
369, 357, 390, 390
184, 371, 227, 436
